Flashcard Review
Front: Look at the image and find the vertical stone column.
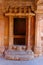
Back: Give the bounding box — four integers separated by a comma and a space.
0, 15, 5, 54
27, 15, 31, 50
34, 0, 43, 56
34, 13, 42, 56
9, 16, 13, 49
4, 17, 9, 49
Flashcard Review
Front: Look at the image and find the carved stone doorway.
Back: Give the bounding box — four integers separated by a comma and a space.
9, 16, 28, 51
5, 12, 35, 52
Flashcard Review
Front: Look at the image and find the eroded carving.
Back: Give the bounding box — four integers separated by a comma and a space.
0, 0, 35, 14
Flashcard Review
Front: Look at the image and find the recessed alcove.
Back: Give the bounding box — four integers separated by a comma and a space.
13, 18, 26, 45
4, 0, 36, 60
5, 11, 35, 52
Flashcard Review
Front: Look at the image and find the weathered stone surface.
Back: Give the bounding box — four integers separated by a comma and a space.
5, 49, 34, 60
0, 0, 43, 60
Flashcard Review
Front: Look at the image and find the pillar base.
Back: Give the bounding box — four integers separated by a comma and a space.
0, 46, 5, 56
34, 46, 42, 57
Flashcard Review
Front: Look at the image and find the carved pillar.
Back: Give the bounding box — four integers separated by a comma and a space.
4, 16, 9, 49
9, 16, 13, 49
34, 13, 42, 56
27, 15, 31, 50
34, 1, 43, 56
0, 15, 5, 53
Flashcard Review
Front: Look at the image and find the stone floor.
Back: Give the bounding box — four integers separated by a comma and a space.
0, 56, 43, 65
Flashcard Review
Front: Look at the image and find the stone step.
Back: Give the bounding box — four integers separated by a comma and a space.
5, 49, 34, 60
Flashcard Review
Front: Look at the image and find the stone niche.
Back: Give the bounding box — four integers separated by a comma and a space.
0, 0, 36, 60
4, 6, 35, 60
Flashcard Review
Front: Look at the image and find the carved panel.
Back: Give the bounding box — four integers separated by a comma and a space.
0, 0, 35, 13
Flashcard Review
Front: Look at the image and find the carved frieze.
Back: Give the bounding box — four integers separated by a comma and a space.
0, 0, 35, 14
6, 6, 34, 13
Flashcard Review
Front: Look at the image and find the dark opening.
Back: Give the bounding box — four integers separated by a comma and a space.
13, 18, 26, 45
13, 18, 26, 35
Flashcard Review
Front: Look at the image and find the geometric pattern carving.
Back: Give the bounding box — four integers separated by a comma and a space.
0, 0, 35, 14
6, 6, 33, 13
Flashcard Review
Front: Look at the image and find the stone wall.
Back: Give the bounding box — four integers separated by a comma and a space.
0, 15, 5, 54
